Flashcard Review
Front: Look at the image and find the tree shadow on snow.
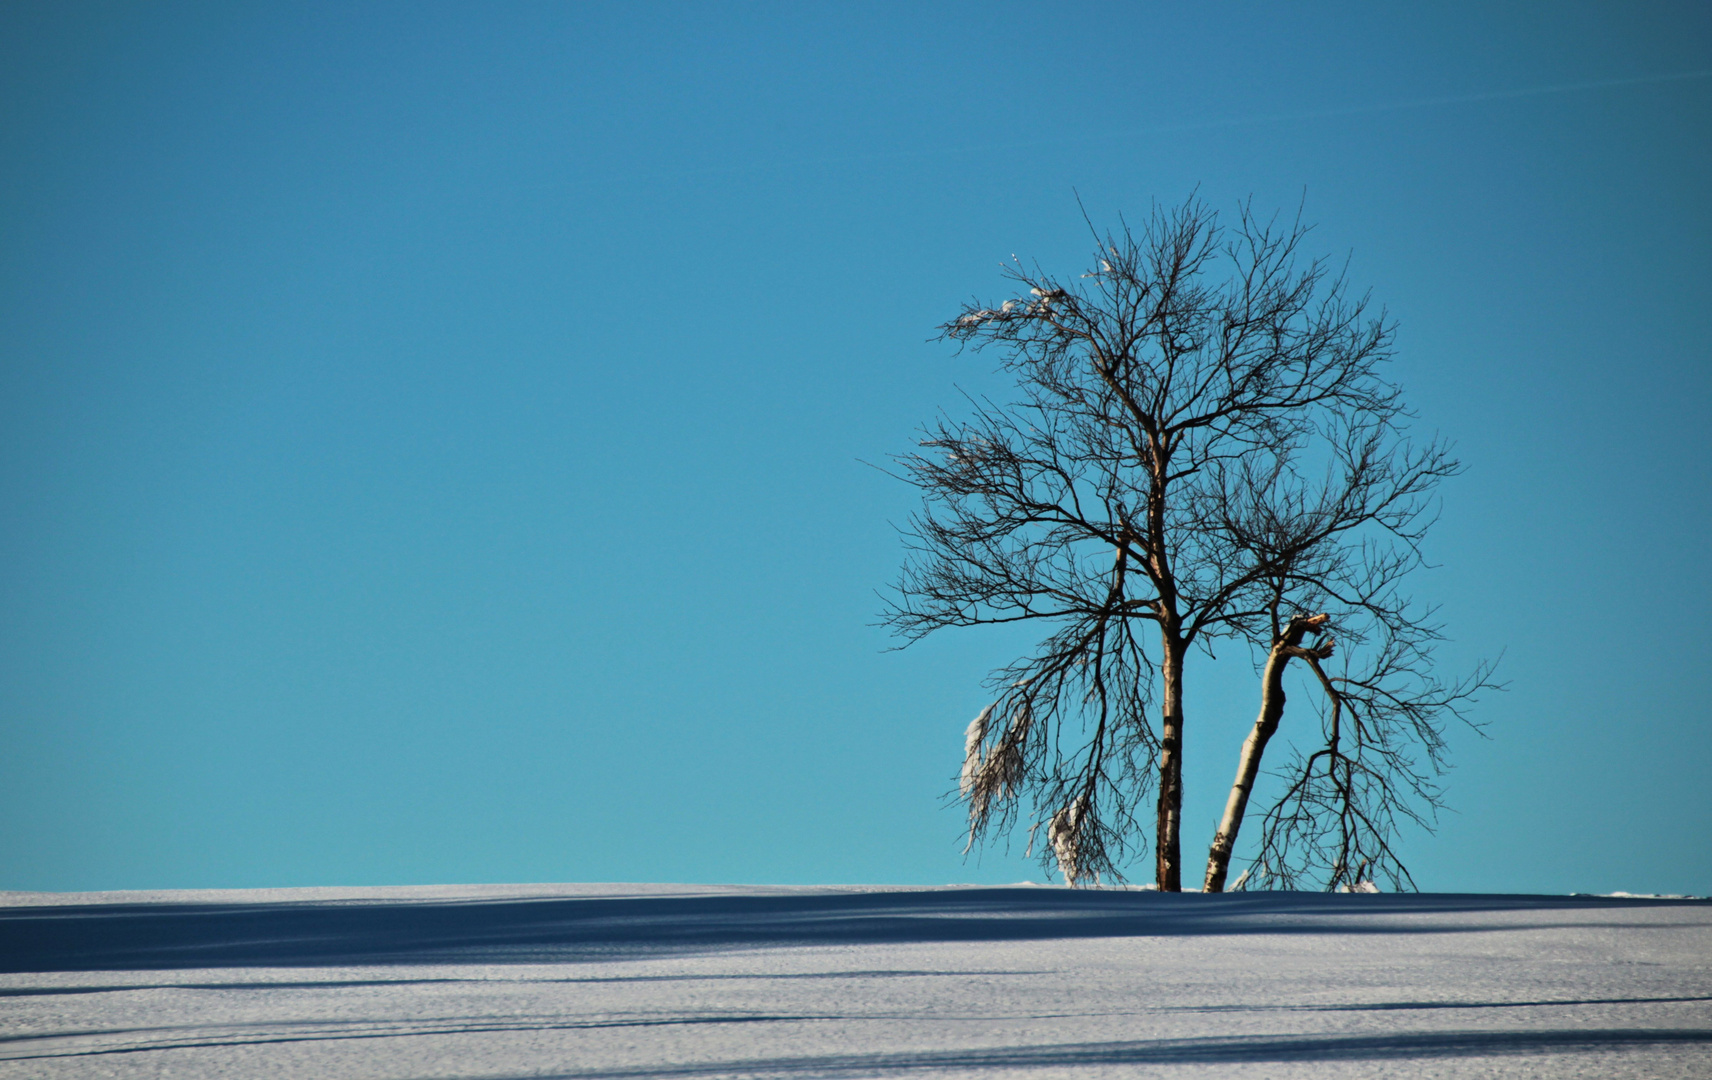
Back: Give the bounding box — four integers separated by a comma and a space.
1, 888, 1705, 974
510, 1028, 1712, 1076
8, 1010, 1712, 1069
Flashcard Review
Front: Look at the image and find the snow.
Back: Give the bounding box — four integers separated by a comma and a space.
2, 884, 1709, 1078
959, 707, 991, 797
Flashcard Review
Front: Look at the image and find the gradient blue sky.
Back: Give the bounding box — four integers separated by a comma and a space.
2, 2, 1708, 895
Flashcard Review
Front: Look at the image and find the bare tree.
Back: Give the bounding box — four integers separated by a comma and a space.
1196, 421, 1499, 891
887, 195, 1491, 891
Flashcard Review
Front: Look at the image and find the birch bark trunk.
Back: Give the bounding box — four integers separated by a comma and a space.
1155, 634, 1186, 891
1202, 615, 1330, 892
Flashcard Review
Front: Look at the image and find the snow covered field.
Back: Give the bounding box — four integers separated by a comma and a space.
1, 884, 1708, 1078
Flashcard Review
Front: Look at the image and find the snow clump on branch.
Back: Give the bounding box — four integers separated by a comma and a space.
1049, 795, 1094, 886
960, 702, 1026, 853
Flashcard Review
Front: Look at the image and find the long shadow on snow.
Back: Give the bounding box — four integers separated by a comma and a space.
0, 970, 1027, 997
1, 889, 1704, 973
13, 1021, 1712, 1067
511, 1028, 1712, 1076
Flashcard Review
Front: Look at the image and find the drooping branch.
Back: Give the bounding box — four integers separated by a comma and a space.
957, 611, 1158, 884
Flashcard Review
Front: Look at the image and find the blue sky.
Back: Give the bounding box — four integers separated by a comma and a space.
1, 2, 1707, 894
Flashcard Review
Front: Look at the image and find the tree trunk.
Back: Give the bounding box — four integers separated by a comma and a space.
1155, 634, 1185, 891
1203, 648, 1290, 892
1203, 615, 1328, 892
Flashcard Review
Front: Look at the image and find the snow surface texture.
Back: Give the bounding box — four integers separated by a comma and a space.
2, 884, 1709, 1078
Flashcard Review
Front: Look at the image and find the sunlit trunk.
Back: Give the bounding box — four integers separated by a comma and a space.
1155, 633, 1185, 891
1203, 646, 1291, 892
1203, 615, 1327, 892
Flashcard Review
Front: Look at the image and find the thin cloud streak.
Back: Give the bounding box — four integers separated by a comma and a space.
1233, 68, 1712, 127
617, 69, 1712, 185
